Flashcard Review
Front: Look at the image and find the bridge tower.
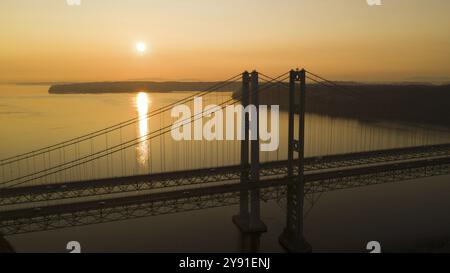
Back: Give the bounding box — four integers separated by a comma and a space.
279, 69, 312, 252
233, 71, 267, 234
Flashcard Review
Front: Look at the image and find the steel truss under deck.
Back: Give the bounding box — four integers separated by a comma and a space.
1, 143, 449, 206
1, 157, 448, 236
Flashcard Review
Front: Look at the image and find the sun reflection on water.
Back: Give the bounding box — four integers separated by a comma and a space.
136, 92, 150, 166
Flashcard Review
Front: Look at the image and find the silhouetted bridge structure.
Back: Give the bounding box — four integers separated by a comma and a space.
1, 69, 449, 252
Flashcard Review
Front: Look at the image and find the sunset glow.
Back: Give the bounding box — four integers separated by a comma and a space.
0, 1, 449, 83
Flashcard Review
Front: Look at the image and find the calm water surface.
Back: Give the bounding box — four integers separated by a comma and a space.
1, 84, 450, 253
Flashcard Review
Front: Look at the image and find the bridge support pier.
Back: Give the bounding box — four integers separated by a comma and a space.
279, 69, 311, 253
233, 71, 267, 234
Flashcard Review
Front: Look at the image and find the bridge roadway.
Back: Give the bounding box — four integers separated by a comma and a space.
0, 156, 449, 235
0, 143, 449, 207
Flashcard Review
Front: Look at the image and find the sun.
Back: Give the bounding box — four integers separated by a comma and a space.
136, 42, 147, 54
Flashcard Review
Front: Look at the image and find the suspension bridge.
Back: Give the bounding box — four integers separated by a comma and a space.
0, 69, 449, 252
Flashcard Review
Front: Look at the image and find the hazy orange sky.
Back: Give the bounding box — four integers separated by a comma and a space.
0, 0, 449, 83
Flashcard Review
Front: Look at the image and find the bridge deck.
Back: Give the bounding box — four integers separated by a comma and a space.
0, 156, 449, 236
0, 144, 449, 206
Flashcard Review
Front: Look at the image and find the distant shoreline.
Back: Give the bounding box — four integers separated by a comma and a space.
48, 80, 450, 94
48, 81, 450, 127
49, 81, 241, 94
248, 83, 450, 128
